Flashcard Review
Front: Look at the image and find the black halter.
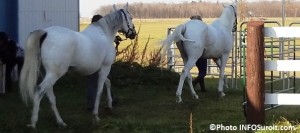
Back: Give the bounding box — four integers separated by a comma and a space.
230, 5, 237, 32
120, 9, 135, 38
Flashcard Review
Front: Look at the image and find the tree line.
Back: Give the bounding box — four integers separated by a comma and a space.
96, 1, 300, 19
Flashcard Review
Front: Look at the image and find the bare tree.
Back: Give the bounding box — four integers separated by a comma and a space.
95, 1, 300, 19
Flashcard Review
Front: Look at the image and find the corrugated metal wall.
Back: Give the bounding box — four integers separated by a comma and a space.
0, 0, 18, 41
18, 0, 79, 47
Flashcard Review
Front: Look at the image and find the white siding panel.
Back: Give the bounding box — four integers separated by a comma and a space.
19, 0, 45, 11
66, 11, 79, 30
18, 0, 79, 46
19, 11, 44, 46
48, 0, 65, 11
66, 0, 79, 11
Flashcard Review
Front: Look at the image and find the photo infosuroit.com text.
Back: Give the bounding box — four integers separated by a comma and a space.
209, 124, 296, 131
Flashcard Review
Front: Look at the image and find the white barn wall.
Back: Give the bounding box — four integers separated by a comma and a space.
18, 0, 79, 47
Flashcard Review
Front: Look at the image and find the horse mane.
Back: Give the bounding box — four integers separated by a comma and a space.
97, 10, 123, 32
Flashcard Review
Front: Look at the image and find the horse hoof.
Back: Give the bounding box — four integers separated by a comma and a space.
107, 104, 113, 109
112, 97, 119, 106
193, 94, 199, 99
104, 107, 113, 115
26, 124, 36, 129
58, 122, 67, 128
224, 84, 230, 89
176, 98, 183, 103
94, 116, 100, 122
176, 100, 183, 103
219, 92, 226, 97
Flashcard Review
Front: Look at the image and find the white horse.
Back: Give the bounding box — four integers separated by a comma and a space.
19, 4, 136, 128
161, 4, 237, 103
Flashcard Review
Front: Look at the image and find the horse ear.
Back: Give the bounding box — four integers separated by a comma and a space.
124, 2, 128, 10
233, 0, 237, 4
231, 0, 237, 5
113, 4, 117, 11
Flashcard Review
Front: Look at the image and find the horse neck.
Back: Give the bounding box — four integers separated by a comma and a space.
216, 8, 234, 31
98, 11, 123, 40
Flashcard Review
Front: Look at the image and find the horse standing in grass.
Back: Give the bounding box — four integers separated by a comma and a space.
19, 4, 136, 128
161, 4, 237, 102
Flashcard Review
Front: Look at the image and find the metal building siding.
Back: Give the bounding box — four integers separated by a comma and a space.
0, 0, 18, 41
18, 0, 79, 46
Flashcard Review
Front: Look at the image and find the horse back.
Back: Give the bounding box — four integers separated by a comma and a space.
201, 25, 233, 58
212, 26, 233, 49
182, 20, 233, 59
42, 26, 115, 75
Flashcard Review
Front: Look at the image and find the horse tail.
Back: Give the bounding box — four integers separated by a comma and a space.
161, 24, 195, 59
20, 30, 47, 105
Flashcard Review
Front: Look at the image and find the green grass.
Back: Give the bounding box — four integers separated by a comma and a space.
1, 62, 300, 133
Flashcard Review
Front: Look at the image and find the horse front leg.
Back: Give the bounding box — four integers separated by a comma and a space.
105, 78, 112, 109
93, 66, 111, 121
213, 58, 229, 89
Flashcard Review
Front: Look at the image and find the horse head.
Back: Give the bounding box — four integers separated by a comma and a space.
113, 3, 136, 39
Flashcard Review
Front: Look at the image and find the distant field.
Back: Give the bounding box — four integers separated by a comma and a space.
80, 18, 213, 52
80, 17, 300, 53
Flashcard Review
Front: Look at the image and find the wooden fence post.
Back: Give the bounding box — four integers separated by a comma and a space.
246, 21, 265, 124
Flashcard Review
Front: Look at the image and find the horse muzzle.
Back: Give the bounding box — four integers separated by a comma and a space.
126, 28, 136, 39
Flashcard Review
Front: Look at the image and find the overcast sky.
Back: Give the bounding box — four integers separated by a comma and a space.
79, 0, 238, 18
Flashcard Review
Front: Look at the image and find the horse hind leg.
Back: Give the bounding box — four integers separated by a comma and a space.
176, 59, 199, 103
187, 72, 199, 99
29, 73, 66, 128
46, 86, 67, 127
27, 85, 46, 128
182, 54, 199, 98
